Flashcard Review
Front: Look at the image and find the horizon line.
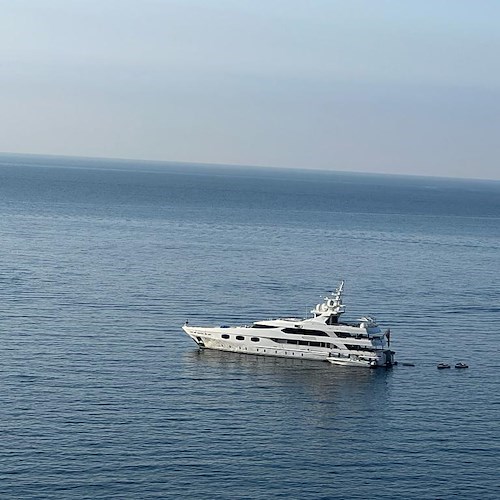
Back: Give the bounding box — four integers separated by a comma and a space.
1, 150, 498, 184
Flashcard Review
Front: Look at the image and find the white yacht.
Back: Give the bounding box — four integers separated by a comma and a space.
182, 281, 395, 368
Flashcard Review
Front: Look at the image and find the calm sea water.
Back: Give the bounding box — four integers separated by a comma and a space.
1, 153, 499, 499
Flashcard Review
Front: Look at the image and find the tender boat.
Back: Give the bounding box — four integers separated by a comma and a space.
182, 281, 395, 368
437, 363, 451, 369
455, 362, 469, 369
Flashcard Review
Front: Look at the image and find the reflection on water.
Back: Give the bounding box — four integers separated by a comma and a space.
182, 348, 393, 422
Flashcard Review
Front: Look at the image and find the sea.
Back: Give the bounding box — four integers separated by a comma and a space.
0, 153, 499, 499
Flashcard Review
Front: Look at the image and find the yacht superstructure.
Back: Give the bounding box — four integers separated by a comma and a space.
182, 281, 395, 368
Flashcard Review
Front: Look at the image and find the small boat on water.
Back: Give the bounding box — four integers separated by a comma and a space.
437, 363, 451, 369
455, 362, 469, 369
182, 281, 395, 368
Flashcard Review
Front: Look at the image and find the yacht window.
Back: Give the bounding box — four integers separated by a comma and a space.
334, 331, 352, 338
282, 328, 329, 337
271, 338, 334, 347
251, 324, 278, 328
250, 337, 260, 342
344, 344, 375, 352
236, 336, 244, 341
221, 334, 230, 339
326, 315, 338, 325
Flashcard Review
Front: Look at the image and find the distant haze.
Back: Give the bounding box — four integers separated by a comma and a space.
1, 0, 499, 180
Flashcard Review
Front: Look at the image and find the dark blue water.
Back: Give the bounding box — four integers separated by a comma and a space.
1, 153, 499, 499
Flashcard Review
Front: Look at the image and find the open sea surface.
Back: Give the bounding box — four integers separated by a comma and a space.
1, 153, 499, 499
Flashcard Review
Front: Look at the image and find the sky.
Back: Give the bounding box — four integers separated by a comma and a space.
1, 0, 499, 179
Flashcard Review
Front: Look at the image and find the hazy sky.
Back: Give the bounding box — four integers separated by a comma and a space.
1, 0, 499, 179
